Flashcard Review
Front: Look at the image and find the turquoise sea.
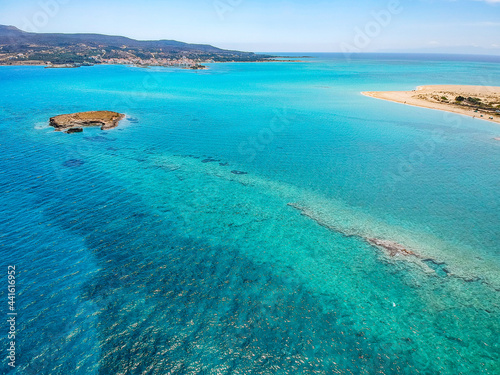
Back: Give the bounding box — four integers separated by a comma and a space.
0, 53, 499, 374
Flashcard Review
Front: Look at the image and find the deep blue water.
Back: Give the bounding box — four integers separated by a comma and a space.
0, 54, 499, 374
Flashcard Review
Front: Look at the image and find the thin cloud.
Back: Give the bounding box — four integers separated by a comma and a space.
461, 21, 500, 26
474, 0, 500, 4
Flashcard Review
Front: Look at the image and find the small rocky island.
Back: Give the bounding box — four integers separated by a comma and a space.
49, 111, 125, 133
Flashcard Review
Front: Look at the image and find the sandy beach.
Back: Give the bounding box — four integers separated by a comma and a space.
362, 85, 500, 125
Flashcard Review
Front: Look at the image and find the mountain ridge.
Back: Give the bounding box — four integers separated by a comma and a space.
0, 25, 272, 65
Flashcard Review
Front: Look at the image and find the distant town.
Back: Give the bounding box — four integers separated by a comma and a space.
0, 25, 275, 68
0, 49, 246, 69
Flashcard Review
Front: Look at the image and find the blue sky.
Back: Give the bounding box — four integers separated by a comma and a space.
0, 0, 499, 54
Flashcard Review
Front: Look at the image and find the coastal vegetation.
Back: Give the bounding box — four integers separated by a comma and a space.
423, 90, 500, 117
454, 95, 500, 112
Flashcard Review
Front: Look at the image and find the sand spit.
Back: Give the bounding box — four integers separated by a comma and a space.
362, 85, 500, 125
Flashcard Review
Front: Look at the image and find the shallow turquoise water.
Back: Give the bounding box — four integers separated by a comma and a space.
0, 54, 499, 374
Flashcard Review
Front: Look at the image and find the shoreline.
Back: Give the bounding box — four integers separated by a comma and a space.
0, 58, 305, 68
0, 58, 303, 69
362, 85, 500, 126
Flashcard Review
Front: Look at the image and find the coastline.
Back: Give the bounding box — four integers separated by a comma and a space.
362, 85, 500, 125
0, 59, 303, 69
